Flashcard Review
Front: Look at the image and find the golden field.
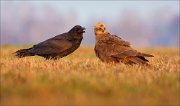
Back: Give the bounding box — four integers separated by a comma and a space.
0, 46, 179, 105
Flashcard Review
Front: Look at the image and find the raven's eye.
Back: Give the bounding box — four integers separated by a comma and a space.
77, 27, 81, 30
76, 28, 79, 31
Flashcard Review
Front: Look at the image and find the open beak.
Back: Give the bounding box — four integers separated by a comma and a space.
81, 27, 86, 33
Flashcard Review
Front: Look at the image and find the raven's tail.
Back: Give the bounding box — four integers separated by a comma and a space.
15, 48, 33, 58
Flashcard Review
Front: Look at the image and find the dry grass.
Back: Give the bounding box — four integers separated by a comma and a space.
0, 45, 179, 105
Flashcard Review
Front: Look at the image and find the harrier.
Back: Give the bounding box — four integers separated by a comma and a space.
94, 22, 153, 65
15, 25, 85, 59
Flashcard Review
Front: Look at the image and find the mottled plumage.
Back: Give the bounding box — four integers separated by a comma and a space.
94, 23, 153, 65
15, 25, 85, 59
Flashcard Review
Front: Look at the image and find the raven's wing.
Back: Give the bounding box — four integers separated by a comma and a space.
28, 37, 72, 55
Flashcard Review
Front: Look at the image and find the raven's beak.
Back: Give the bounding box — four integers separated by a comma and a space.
81, 27, 86, 33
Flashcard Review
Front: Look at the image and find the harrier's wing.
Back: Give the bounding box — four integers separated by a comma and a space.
98, 35, 131, 54
111, 45, 153, 58
108, 36, 153, 64
99, 34, 153, 59
108, 35, 131, 47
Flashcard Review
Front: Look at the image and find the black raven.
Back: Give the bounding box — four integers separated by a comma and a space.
15, 25, 85, 59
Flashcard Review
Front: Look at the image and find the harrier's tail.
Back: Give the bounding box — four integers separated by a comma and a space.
141, 53, 154, 57
15, 48, 33, 58
129, 56, 148, 64
128, 54, 154, 65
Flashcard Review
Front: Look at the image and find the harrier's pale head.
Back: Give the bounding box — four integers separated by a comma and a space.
94, 22, 109, 35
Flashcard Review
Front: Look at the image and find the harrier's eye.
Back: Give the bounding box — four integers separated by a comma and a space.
100, 25, 103, 27
99, 28, 102, 30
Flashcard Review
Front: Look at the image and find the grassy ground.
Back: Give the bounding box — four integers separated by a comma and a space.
0, 45, 179, 105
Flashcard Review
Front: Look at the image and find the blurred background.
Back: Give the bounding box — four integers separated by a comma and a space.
0, 1, 179, 47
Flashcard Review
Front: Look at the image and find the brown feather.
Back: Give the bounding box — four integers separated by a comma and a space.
94, 23, 153, 65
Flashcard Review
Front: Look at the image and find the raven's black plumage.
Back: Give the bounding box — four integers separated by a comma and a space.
15, 25, 85, 59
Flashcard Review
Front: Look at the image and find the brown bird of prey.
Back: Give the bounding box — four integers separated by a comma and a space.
94, 22, 153, 65
15, 25, 85, 59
